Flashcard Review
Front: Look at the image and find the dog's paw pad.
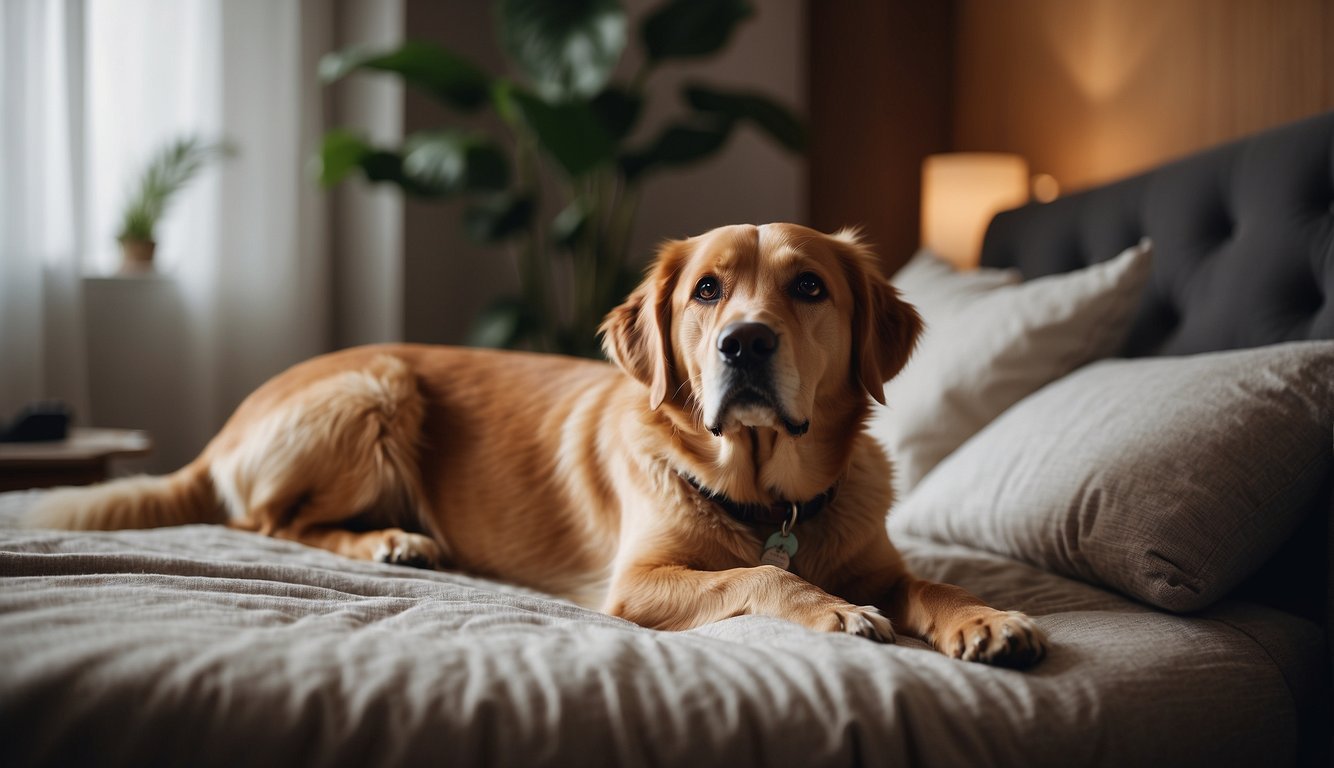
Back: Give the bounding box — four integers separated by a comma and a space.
374, 531, 443, 570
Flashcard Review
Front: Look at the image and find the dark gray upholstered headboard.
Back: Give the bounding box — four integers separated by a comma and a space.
981, 113, 1334, 685
980, 110, 1334, 357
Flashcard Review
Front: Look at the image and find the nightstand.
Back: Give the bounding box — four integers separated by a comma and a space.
0, 428, 152, 492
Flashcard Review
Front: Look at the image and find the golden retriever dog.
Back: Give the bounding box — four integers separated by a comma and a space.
31, 223, 1046, 667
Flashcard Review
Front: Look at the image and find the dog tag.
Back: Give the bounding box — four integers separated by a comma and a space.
764, 530, 799, 557
760, 530, 798, 570
760, 546, 790, 569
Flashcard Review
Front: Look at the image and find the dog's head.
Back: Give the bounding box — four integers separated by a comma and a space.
601, 223, 921, 438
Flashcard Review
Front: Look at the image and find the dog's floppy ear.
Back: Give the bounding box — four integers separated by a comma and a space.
833, 229, 923, 405
599, 240, 688, 410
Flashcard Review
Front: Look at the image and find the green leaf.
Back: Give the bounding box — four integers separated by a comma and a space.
589, 87, 643, 142
468, 297, 534, 349
464, 193, 536, 242
402, 131, 510, 194
615, 84, 805, 182
497, 0, 626, 100
641, 0, 752, 63
684, 84, 806, 152
318, 130, 372, 187
503, 88, 616, 177
318, 131, 508, 198
359, 151, 408, 184
620, 120, 732, 181
118, 135, 234, 241
319, 41, 490, 111
355, 149, 446, 198
552, 200, 591, 249
120, 205, 154, 242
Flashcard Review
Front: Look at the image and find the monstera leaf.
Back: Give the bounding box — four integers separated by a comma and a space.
497, 85, 617, 177
318, 130, 374, 187
402, 131, 510, 194
684, 85, 805, 153
318, 131, 508, 198
619, 121, 733, 180
588, 87, 643, 142
497, 0, 626, 100
464, 192, 536, 243
641, 0, 752, 63
619, 83, 805, 180
318, 41, 490, 111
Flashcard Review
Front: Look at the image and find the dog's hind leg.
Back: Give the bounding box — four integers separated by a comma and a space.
272, 523, 444, 569
214, 354, 448, 567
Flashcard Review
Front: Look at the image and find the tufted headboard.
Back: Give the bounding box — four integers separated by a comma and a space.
980, 112, 1334, 677
980, 110, 1334, 357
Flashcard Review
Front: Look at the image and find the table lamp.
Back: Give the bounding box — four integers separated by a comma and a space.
921, 153, 1030, 269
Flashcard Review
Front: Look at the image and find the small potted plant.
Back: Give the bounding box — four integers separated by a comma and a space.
117, 136, 234, 272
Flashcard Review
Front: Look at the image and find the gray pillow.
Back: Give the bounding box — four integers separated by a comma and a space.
869, 241, 1153, 497
888, 341, 1334, 612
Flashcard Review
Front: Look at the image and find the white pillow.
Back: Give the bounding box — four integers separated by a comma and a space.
870, 240, 1153, 496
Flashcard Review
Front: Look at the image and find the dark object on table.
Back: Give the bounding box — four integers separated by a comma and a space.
0, 402, 72, 443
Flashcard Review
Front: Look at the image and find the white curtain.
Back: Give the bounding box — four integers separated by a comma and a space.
1, 0, 332, 468
0, 0, 91, 426
210, 0, 331, 425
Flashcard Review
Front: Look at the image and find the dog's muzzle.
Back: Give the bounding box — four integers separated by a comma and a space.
709, 322, 808, 437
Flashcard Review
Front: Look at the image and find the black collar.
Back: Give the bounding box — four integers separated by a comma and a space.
682, 474, 834, 527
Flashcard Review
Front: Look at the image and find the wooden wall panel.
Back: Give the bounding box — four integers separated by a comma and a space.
807, 2, 954, 272
953, 0, 1334, 194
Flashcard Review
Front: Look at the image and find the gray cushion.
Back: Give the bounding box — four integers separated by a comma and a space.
889, 341, 1334, 612
871, 241, 1152, 496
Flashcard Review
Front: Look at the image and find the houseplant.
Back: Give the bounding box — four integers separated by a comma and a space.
117, 136, 234, 272
318, 0, 804, 355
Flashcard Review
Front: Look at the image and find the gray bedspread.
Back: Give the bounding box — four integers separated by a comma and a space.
0, 489, 1322, 767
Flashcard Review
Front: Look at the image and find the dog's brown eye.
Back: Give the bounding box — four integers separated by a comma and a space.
693, 276, 722, 303
793, 273, 825, 301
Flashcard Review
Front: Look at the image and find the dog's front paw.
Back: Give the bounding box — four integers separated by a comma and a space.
794, 600, 896, 643
373, 530, 443, 570
942, 610, 1047, 668
838, 604, 897, 643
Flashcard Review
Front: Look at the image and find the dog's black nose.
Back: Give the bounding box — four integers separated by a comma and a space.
718, 322, 778, 367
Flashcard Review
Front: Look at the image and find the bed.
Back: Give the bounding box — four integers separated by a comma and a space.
3, 111, 1332, 767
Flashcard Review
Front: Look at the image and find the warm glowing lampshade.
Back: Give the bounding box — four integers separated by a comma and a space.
921, 153, 1029, 269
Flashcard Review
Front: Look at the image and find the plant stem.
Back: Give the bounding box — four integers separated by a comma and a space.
574, 173, 602, 354
606, 177, 641, 306
511, 127, 553, 352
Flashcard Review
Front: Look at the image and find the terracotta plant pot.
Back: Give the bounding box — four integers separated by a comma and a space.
119, 238, 157, 273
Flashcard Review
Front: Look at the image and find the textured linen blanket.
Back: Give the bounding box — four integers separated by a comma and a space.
0, 489, 1320, 767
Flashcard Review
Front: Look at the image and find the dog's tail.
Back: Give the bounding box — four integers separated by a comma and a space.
25, 460, 223, 531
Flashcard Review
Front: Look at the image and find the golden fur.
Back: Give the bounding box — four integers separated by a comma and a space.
30, 223, 1046, 666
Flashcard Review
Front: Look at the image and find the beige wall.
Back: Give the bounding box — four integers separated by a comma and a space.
953, 0, 1334, 194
